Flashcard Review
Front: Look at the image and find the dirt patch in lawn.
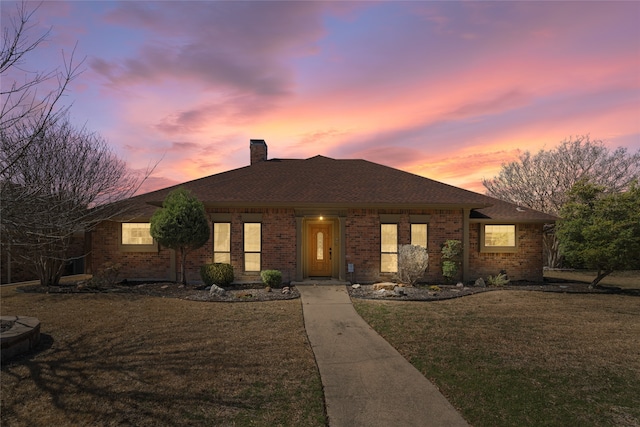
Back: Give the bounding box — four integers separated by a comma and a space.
0, 286, 325, 427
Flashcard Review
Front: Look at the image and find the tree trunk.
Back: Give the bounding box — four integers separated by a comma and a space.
590, 269, 613, 288
180, 249, 188, 285
543, 231, 562, 268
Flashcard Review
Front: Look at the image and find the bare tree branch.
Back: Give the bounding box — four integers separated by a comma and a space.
482, 135, 640, 267
1, 1, 84, 177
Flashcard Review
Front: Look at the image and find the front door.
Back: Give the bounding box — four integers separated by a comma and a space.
308, 223, 332, 277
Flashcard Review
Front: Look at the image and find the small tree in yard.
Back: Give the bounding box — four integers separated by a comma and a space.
397, 245, 429, 286
556, 180, 640, 288
151, 188, 209, 285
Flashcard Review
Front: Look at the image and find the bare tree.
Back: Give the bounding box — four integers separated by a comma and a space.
1, 1, 82, 177
483, 135, 640, 267
1, 116, 149, 286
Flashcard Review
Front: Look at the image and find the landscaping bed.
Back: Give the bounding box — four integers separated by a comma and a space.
348, 280, 637, 301
16, 281, 300, 302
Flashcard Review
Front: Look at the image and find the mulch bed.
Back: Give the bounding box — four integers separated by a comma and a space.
14, 279, 638, 302
15, 281, 300, 302
348, 281, 639, 301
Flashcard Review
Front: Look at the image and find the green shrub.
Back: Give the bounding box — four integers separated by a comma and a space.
441, 240, 462, 282
442, 260, 458, 282
487, 272, 510, 287
260, 270, 283, 288
441, 239, 462, 260
200, 263, 234, 287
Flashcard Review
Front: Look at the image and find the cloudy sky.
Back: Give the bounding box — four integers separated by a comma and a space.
3, 1, 639, 193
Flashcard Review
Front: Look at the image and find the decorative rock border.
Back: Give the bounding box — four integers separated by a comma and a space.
1, 316, 41, 363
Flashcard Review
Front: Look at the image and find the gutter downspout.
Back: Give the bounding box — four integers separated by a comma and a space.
462, 208, 470, 283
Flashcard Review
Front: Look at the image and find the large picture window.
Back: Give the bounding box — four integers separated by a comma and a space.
481, 224, 517, 253
381, 223, 398, 273
244, 223, 261, 271
213, 223, 231, 264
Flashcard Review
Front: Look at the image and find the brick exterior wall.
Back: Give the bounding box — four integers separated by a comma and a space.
469, 223, 544, 282
344, 208, 464, 283
90, 207, 545, 285
90, 220, 176, 281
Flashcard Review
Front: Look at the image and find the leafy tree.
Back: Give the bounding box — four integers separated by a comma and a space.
483, 135, 640, 267
1, 116, 147, 286
150, 188, 210, 285
556, 180, 640, 287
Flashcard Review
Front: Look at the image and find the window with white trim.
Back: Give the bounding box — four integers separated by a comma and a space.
213, 223, 231, 264
244, 223, 261, 271
381, 223, 398, 273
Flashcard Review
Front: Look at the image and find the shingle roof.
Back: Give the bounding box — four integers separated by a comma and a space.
124, 155, 556, 222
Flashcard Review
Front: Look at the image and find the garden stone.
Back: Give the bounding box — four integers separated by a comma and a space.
394, 286, 406, 296
282, 287, 291, 294
373, 282, 396, 291
352, 284, 361, 289
209, 284, 226, 295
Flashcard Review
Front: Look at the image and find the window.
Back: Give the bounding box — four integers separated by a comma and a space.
244, 223, 261, 271
381, 223, 398, 272
411, 223, 428, 248
122, 223, 153, 245
213, 223, 231, 264
481, 224, 517, 253
120, 223, 156, 252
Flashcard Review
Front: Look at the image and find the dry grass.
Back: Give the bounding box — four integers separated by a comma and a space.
544, 269, 640, 289
354, 291, 640, 427
1, 286, 326, 427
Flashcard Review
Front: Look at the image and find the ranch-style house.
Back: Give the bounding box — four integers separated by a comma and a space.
87, 140, 556, 284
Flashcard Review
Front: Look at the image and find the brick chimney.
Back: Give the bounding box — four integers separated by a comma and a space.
250, 139, 267, 165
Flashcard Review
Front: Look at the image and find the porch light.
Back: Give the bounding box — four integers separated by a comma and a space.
319, 216, 324, 220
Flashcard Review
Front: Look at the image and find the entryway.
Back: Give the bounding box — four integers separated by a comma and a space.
307, 222, 333, 277
295, 212, 347, 282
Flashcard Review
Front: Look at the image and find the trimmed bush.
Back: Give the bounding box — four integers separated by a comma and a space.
200, 263, 234, 287
260, 270, 282, 288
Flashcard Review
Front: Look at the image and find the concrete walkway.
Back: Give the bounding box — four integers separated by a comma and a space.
297, 284, 469, 427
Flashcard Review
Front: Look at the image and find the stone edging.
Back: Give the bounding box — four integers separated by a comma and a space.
1, 316, 41, 363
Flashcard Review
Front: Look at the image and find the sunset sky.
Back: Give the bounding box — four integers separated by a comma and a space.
3, 1, 639, 194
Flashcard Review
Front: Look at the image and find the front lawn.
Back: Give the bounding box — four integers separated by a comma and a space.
354, 291, 640, 427
1, 286, 326, 427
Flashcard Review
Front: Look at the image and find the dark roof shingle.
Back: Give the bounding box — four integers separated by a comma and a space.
125, 155, 556, 222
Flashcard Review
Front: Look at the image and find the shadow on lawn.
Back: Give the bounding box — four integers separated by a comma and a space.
2, 329, 268, 425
